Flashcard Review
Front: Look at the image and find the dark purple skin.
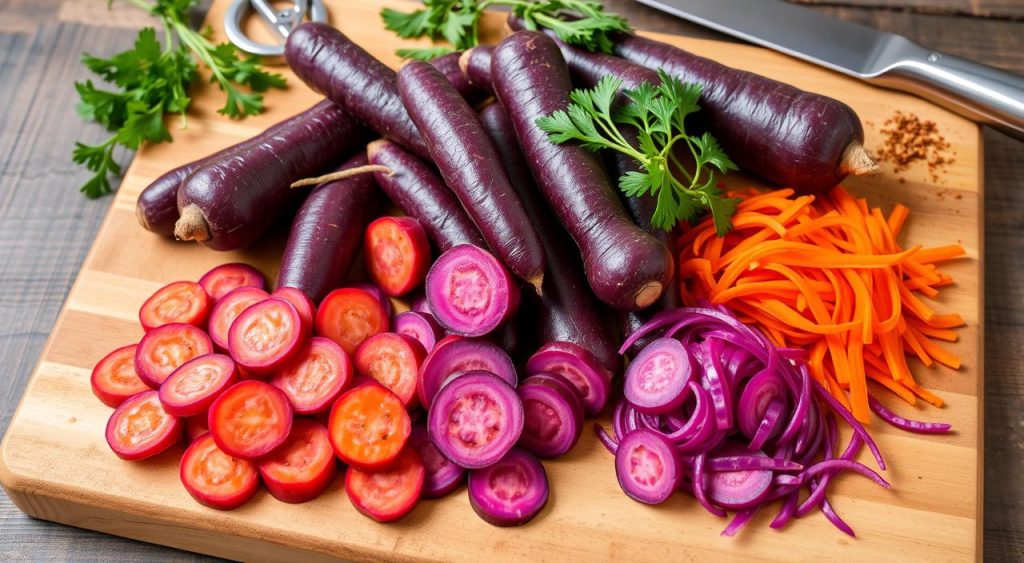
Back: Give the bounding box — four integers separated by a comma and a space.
366, 139, 487, 253
430, 51, 486, 104
175, 102, 367, 251
612, 33, 863, 192
136, 102, 340, 237
490, 31, 672, 312
604, 129, 679, 354
398, 61, 546, 290
277, 153, 382, 303
136, 160, 205, 237
285, 23, 429, 160
458, 45, 493, 94
478, 103, 620, 373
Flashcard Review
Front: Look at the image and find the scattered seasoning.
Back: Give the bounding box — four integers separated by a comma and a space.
873, 111, 954, 183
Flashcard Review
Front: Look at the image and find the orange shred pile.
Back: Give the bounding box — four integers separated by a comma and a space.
677, 187, 966, 423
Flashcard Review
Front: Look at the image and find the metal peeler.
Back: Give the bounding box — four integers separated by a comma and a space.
225, 0, 328, 57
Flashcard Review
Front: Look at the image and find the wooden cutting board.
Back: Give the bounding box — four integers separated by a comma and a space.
0, 0, 983, 560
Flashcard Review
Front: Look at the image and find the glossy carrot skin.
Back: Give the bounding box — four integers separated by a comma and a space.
398, 61, 546, 288
138, 101, 342, 237
460, 45, 494, 94
278, 153, 382, 303
176, 101, 367, 250
430, 51, 486, 103
490, 31, 672, 312
479, 103, 621, 372
285, 23, 430, 160
507, 17, 866, 193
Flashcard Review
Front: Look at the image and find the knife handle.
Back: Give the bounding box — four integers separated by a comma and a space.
869, 48, 1024, 141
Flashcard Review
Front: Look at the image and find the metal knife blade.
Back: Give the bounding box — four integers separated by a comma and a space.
634, 0, 1024, 140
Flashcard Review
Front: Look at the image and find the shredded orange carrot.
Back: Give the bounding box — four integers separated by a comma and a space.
677, 187, 966, 423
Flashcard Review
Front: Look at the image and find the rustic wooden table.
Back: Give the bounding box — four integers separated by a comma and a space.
0, 0, 1020, 560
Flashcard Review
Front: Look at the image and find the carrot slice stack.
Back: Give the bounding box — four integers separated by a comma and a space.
677, 187, 966, 423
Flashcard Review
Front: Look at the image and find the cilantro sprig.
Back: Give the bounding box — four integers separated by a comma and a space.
538, 72, 740, 234
381, 0, 630, 61
74, 0, 285, 198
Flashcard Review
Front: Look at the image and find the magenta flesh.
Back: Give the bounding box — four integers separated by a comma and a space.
409, 425, 465, 498
737, 370, 789, 441
467, 447, 548, 526
706, 442, 774, 510
520, 372, 584, 419
393, 311, 444, 352
525, 341, 612, 417
624, 337, 694, 415
614, 428, 682, 505
425, 244, 520, 337
418, 337, 516, 407
517, 377, 583, 458
427, 371, 524, 469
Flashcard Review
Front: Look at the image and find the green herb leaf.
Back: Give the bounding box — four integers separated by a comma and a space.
539, 73, 739, 234
396, 46, 458, 61
72, 0, 286, 196
382, 0, 632, 59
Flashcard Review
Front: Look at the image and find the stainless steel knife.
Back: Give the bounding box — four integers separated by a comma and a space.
635, 0, 1024, 140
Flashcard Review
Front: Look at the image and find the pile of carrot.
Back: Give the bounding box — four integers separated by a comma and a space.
677, 186, 966, 423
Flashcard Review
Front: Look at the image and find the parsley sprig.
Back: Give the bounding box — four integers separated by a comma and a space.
381, 0, 631, 61
537, 72, 740, 234
73, 0, 285, 198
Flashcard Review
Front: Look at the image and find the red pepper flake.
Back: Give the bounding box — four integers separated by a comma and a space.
873, 111, 953, 183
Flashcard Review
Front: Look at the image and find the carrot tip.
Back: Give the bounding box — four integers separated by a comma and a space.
174, 204, 210, 243
528, 273, 544, 297
840, 142, 880, 176
634, 281, 664, 309
458, 49, 474, 75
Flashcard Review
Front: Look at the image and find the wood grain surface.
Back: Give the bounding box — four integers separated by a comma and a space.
0, 0, 1019, 561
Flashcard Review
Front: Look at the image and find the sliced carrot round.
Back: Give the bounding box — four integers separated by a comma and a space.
328, 384, 410, 471
354, 332, 425, 407
209, 380, 293, 459
228, 297, 305, 374
270, 337, 353, 414
364, 216, 431, 297
135, 323, 214, 389
258, 418, 337, 504
315, 288, 390, 355
91, 343, 149, 408
139, 281, 211, 332
346, 447, 424, 522
180, 433, 259, 510
198, 263, 266, 301
208, 286, 269, 351
271, 287, 316, 336
158, 353, 238, 417
105, 390, 182, 461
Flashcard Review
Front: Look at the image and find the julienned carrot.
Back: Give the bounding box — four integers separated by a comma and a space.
678, 186, 966, 423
